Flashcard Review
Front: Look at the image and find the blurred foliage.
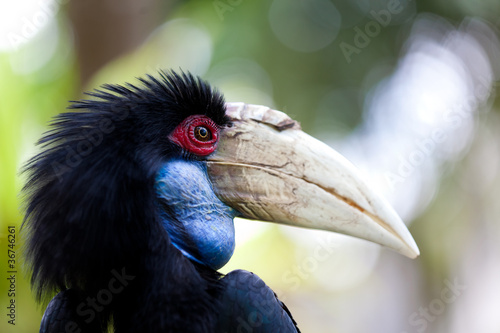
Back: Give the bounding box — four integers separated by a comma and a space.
0, 17, 77, 331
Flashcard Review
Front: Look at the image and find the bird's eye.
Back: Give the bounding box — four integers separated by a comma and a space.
169, 115, 219, 156
194, 126, 211, 142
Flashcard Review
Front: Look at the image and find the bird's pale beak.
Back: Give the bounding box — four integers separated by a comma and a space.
207, 103, 419, 258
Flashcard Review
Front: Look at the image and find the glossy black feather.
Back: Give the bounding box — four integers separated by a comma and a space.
216, 270, 301, 333
40, 289, 107, 333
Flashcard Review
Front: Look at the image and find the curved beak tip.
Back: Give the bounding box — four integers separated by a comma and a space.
402, 235, 420, 259
393, 232, 420, 259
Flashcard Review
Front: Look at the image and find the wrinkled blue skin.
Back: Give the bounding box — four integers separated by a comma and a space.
155, 159, 238, 270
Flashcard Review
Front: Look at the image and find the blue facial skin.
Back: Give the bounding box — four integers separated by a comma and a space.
155, 159, 238, 270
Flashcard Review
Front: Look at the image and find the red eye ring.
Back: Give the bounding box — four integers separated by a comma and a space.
169, 115, 219, 156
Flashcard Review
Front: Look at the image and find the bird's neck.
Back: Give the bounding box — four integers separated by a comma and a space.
155, 159, 237, 270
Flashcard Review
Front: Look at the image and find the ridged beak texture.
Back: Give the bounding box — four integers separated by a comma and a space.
207, 103, 419, 259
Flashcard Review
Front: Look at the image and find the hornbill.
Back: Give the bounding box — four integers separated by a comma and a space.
22, 71, 419, 333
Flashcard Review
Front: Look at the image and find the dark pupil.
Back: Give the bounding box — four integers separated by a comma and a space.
194, 126, 211, 141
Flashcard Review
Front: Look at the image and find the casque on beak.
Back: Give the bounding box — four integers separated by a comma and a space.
207, 103, 419, 259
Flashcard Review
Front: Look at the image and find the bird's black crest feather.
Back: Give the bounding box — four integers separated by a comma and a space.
21, 70, 226, 331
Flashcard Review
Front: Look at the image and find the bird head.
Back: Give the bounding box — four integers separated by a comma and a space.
22, 71, 418, 298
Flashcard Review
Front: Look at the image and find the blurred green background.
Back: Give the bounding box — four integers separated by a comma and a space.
1, 0, 500, 332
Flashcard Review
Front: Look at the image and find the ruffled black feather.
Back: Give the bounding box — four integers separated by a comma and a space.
21, 70, 226, 332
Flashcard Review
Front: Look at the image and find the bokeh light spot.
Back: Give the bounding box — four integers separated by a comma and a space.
268, 0, 341, 53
